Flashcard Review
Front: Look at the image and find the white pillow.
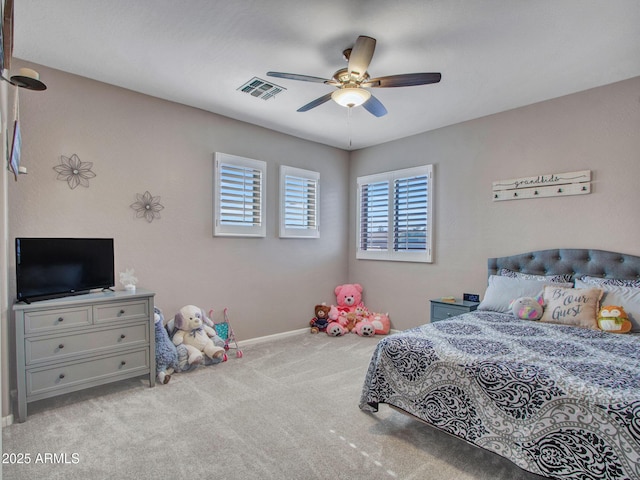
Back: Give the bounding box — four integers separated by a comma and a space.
478, 275, 572, 314
576, 279, 640, 332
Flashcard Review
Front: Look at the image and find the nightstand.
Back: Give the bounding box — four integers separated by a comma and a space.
430, 298, 480, 322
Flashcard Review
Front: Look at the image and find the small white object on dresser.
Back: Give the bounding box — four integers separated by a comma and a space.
13, 289, 156, 422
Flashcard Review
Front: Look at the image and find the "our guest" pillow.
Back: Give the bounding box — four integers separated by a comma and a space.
540, 286, 603, 329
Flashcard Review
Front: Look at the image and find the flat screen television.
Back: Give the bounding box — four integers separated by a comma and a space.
16, 237, 115, 303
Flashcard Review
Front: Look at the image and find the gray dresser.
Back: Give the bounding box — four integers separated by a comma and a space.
13, 289, 156, 422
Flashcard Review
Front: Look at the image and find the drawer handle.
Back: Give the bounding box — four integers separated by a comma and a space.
58, 344, 64, 349
119, 309, 125, 315
120, 361, 127, 366
57, 317, 64, 322
59, 373, 65, 379
120, 334, 126, 339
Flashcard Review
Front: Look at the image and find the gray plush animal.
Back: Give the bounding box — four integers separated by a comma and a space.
154, 307, 179, 384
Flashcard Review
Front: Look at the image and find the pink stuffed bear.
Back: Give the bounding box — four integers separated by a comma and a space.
327, 283, 375, 336
334, 283, 363, 315
326, 304, 346, 336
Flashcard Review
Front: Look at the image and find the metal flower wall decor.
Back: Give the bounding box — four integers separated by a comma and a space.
130, 191, 164, 223
53, 154, 96, 189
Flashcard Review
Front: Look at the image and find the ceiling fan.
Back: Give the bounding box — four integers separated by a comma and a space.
267, 35, 441, 117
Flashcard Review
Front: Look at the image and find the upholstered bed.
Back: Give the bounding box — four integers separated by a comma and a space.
359, 249, 640, 480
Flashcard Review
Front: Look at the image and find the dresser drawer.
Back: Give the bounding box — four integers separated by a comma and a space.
25, 323, 149, 365
24, 306, 92, 334
94, 300, 149, 324
26, 348, 150, 397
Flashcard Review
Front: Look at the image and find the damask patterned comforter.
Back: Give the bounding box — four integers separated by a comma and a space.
359, 311, 640, 480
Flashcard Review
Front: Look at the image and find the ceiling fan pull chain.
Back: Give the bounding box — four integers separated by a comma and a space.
348, 107, 352, 148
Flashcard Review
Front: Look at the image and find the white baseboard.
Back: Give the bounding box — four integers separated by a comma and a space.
236, 328, 307, 347
2, 413, 14, 427
237, 327, 399, 347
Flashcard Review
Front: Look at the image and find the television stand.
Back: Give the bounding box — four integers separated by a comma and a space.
13, 288, 156, 422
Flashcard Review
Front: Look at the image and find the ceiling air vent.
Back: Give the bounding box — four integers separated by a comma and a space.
238, 77, 286, 101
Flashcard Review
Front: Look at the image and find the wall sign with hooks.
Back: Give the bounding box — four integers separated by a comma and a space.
492, 170, 591, 201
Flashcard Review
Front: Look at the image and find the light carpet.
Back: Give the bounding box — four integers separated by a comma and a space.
2, 331, 547, 480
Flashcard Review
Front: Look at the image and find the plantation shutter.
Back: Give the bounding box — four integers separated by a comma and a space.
214, 153, 266, 237
359, 180, 389, 251
357, 165, 433, 263
394, 174, 428, 251
279, 166, 319, 238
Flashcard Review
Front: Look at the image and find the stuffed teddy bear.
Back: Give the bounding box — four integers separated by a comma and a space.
342, 312, 360, 332
154, 307, 178, 384
326, 304, 346, 336
509, 296, 544, 320
334, 283, 363, 315
335, 283, 366, 331
310, 304, 331, 333
368, 312, 391, 335
172, 305, 226, 365
597, 305, 632, 333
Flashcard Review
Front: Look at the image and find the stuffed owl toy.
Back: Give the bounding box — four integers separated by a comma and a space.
597, 305, 632, 333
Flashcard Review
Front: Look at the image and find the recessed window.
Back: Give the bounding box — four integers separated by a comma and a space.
213, 152, 266, 237
279, 166, 319, 238
357, 165, 433, 263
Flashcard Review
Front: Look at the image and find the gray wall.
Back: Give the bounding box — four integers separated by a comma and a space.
9, 61, 351, 337
3, 61, 350, 417
349, 76, 640, 329
3, 59, 639, 420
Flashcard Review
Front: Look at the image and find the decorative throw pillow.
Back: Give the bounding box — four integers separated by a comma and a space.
500, 268, 573, 284
577, 275, 640, 289
540, 285, 603, 329
576, 279, 640, 332
478, 275, 572, 314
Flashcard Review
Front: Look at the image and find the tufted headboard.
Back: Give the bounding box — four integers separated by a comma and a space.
488, 249, 640, 282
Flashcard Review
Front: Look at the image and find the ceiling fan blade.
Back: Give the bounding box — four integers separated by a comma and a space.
267, 71, 329, 84
297, 92, 334, 112
348, 36, 376, 78
365, 72, 442, 88
362, 95, 388, 117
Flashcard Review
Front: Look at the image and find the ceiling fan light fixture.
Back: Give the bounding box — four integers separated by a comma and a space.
331, 87, 371, 108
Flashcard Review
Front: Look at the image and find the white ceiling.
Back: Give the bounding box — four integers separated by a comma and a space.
12, 0, 640, 150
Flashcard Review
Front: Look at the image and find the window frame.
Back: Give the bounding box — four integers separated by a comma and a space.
356, 164, 433, 263
213, 152, 266, 237
279, 165, 320, 239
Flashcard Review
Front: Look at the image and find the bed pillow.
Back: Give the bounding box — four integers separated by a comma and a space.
576, 279, 640, 332
478, 275, 572, 314
577, 275, 640, 289
540, 285, 603, 329
499, 268, 573, 284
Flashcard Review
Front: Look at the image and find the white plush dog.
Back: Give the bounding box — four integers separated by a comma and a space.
172, 305, 226, 365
